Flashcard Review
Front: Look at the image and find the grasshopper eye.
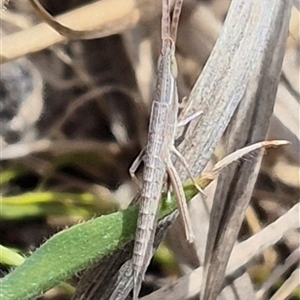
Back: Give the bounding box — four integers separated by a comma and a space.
171, 54, 178, 78
157, 55, 162, 70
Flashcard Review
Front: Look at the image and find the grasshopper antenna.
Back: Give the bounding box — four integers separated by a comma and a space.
162, 0, 171, 53
170, 0, 184, 42
161, 0, 184, 55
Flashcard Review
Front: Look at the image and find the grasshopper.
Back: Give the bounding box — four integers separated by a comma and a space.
130, 0, 201, 298
28, 0, 197, 296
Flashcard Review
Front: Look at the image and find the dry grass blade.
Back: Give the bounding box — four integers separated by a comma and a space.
211, 140, 289, 175
269, 267, 300, 300
226, 202, 299, 275
221, 273, 256, 300
0, 139, 121, 161
176, 0, 292, 177
200, 1, 293, 299
256, 247, 300, 299
29, 0, 106, 39
0, 0, 138, 64
141, 202, 300, 300
196, 140, 289, 190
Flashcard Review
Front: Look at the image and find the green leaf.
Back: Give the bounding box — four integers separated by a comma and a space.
0, 169, 26, 187
1, 192, 119, 220
0, 245, 25, 267
0, 182, 199, 300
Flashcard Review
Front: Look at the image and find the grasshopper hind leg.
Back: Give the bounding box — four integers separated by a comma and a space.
166, 159, 195, 243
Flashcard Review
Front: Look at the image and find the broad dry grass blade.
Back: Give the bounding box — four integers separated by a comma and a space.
200, 1, 293, 299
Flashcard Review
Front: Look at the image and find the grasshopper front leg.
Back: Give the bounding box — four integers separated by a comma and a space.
171, 146, 205, 196
129, 148, 145, 190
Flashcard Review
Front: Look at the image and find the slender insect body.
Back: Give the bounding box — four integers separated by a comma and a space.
132, 41, 179, 298
131, 1, 192, 299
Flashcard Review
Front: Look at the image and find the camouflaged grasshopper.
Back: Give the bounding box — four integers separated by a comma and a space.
130, 0, 202, 298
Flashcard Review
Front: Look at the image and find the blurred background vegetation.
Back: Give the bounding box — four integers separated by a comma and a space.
1, 0, 299, 299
